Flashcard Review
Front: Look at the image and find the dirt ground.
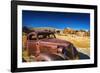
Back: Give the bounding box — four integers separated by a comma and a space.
55, 34, 90, 56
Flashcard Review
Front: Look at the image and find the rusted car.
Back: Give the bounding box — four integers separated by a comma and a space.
25, 30, 79, 61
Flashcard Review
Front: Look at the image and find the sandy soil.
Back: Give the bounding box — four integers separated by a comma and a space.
55, 34, 90, 56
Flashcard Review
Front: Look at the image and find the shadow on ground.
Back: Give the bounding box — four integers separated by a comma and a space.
79, 52, 90, 59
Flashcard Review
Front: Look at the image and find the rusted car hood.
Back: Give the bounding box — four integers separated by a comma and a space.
40, 38, 71, 47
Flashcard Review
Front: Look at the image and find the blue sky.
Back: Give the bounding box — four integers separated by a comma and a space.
22, 10, 90, 30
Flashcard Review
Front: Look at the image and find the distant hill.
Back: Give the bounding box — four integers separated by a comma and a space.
63, 28, 90, 36
22, 26, 90, 37
23, 26, 64, 33
30, 27, 63, 32
30, 27, 56, 30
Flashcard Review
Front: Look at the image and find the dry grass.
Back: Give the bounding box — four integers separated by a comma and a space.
55, 34, 90, 49
55, 34, 90, 56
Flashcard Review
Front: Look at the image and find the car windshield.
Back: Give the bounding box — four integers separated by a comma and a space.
29, 34, 37, 40
37, 33, 55, 39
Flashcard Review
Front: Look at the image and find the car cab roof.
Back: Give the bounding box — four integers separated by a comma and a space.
27, 30, 55, 36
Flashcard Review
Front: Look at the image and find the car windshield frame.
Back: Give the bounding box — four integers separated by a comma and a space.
37, 33, 56, 39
